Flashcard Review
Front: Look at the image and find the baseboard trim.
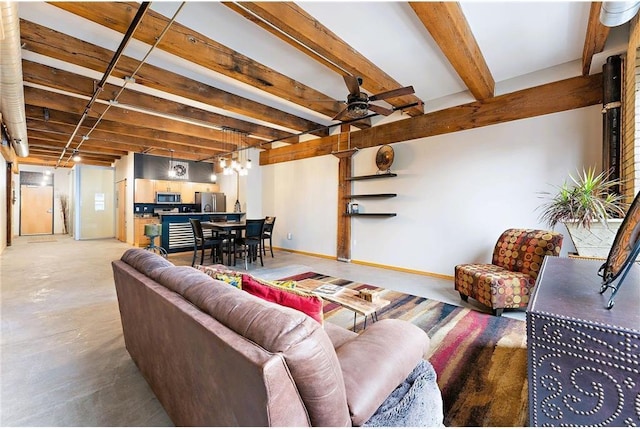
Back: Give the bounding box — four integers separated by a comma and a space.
273, 247, 454, 281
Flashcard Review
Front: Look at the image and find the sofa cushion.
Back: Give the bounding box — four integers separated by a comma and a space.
241, 274, 324, 324
455, 263, 536, 309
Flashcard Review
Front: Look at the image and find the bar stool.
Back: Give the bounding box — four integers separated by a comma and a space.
144, 223, 167, 258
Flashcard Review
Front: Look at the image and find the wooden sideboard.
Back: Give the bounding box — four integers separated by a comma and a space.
527, 256, 640, 426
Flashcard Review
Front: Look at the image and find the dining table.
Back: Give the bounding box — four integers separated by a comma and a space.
201, 220, 246, 266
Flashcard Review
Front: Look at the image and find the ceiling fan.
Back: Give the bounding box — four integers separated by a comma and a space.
332, 75, 415, 121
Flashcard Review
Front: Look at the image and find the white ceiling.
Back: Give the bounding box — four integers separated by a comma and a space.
17, 2, 631, 140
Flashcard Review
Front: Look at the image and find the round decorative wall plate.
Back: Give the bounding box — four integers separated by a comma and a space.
376, 145, 394, 172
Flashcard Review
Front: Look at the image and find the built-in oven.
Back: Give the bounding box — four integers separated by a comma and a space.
155, 192, 182, 204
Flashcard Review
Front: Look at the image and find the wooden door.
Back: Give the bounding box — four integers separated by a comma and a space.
20, 185, 53, 235
116, 179, 126, 242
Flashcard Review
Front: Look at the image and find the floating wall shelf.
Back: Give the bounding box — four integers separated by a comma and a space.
344, 193, 397, 199
346, 173, 397, 181
345, 213, 397, 217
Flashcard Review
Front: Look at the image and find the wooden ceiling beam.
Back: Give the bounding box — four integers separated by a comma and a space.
27, 133, 209, 162
260, 73, 603, 165
20, 19, 326, 138
409, 2, 494, 100
28, 137, 128, 156
582, 2, 610, 76
52, 2, 348, 121
25, 106, 228, 153
24, 86, 259, 147
18, 155, 112, 168
22, 60, 293, 143
29, 147, 119, 162
26, 120, 222, 159
225, 2, 424, 117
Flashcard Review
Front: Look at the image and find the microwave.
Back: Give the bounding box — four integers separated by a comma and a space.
156, 192, 181, 204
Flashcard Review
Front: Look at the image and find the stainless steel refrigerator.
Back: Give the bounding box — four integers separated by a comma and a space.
195, 192, 226, 212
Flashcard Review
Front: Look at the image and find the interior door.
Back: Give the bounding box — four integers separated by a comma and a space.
116, 179, 126, 242
20, 185, 53, 235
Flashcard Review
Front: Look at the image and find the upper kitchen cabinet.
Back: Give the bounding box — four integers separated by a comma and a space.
134, 179, 155, 203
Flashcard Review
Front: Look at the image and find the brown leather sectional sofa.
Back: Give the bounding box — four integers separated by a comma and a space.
112, 248, 434, 426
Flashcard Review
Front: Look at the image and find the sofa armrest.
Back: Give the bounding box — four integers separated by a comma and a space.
335, 319, 430, 426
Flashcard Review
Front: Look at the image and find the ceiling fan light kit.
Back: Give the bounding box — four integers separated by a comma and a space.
333, 75, 417, 121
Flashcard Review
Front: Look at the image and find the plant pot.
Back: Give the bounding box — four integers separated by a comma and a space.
563, 219, 623, 258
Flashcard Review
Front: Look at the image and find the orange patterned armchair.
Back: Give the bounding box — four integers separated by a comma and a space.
454, 229, 563, 316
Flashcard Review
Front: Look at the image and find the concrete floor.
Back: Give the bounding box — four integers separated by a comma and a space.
0, 235, 524, 426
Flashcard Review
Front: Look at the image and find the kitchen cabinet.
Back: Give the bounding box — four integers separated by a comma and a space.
134, 179, 155, 203
155, 180, 181, 194
180, 182, 198, 204
133, 217, 158, 247
195, 182, 219, 194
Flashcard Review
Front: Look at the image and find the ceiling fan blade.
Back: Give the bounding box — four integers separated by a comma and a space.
369, 85, 415, 102
368, 104, 394, 116
343, 75, 361, 96
332, 106, 350, 120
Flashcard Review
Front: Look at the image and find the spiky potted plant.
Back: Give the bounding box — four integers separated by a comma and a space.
537, 167, 627, 258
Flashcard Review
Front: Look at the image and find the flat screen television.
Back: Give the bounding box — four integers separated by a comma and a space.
598, 190, 640, 309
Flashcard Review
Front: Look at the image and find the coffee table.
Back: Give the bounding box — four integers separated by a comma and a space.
296, 278, 391, 330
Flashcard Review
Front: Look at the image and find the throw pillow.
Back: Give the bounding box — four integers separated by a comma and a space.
241, 274, 323, 324
268, 279, 297, 289
194, 265, 243, 289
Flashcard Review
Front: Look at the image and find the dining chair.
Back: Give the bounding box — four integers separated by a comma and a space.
189, 218, 224, 267
261, 216, 276, 258
234, 218, 266, 270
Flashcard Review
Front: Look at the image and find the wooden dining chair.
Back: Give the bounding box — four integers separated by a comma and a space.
189, 218, 223, 267
234, 218, 266, 270
261, 216, 276, 258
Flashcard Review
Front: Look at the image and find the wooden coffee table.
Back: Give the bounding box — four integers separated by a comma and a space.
297, 278, 390, 330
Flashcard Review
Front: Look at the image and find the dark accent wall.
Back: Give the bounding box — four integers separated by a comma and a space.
134, 153, 214, 182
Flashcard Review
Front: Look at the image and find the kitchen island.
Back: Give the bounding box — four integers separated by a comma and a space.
158, 212, 245, 253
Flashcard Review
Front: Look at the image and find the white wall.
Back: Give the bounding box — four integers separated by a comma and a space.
262, 154, 339, 258
260, 105, 602, 276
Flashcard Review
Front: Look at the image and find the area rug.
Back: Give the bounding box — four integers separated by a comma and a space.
283, 272, 529, 427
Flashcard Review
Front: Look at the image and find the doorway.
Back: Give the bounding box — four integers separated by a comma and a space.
20, 181, 53, 235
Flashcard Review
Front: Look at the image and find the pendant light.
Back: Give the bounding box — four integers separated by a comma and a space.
168, 150, 175, 177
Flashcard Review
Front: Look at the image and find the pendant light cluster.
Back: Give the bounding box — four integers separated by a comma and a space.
217, 128, 251, 178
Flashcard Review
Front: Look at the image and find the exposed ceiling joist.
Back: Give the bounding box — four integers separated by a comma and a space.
25, 106, 228, 153
224, 2, 424, 117
19, 19, 326, 139
582, 2, 611, 76
12, 2, 615, 169
52, 2, 353, 123
24, 86, 261, 146
409, 2, 494, 101
22, 59, 295, 143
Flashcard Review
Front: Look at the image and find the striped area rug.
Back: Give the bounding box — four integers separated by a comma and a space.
284, 272, 528, 427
